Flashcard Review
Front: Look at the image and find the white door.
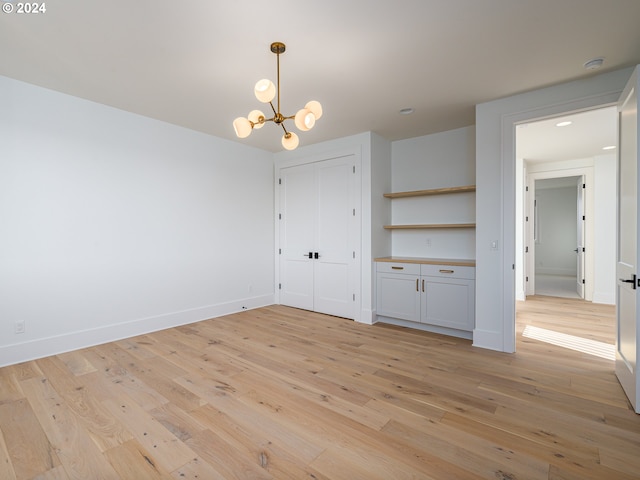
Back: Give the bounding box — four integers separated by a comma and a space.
314, 159, 357, 318
279, 163, 315, 311
525, 178, 535, 297
616, 66, 640, 413
279, 156, 357, 319
576, 178, 585, 299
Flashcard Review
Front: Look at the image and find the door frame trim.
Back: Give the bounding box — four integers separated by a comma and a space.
501, 92, 622, 352
524, 168, 593, 301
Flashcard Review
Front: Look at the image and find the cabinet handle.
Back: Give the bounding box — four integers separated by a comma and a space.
422, 279, 425, 292
439, 269, 454, 274
416, 278, 419, 292
391, 266, 404, 270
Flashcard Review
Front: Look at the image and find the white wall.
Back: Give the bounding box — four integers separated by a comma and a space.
476, 67, 632, 352
535, 183, 578, 276
0, 76, 275, 366
390, 126, 476, 259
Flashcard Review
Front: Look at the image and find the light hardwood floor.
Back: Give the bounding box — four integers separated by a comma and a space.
1, 297, 638, 479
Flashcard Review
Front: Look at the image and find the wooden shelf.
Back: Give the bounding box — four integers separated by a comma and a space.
383, 185, 476, 199
383, 223, 476, 230
375, 256, 476, 266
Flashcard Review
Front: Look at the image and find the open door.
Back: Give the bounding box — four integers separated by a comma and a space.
576, 178, 586, 299
616, 66, 640, 413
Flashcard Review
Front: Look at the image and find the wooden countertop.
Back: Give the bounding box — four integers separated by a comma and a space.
374, 256, 476, 267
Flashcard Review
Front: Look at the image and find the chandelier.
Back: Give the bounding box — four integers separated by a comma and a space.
232, 42, 323, 150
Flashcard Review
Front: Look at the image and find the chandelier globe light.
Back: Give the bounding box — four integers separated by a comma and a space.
232, 42, 322, 151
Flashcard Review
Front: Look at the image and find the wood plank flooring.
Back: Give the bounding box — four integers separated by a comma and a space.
1, 297, 639, 479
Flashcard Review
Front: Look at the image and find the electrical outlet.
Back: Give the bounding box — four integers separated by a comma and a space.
14, 320, 25, 334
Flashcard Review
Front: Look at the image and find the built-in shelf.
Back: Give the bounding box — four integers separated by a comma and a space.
375, 256, 476, 267
383, 223, 476, 230
383, 185, 476, 199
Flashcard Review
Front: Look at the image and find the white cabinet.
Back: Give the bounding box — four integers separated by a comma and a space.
375, 183, 476, 337
375, 260, 475, 338
376, 263, 421, 321
421, 265, 475, 332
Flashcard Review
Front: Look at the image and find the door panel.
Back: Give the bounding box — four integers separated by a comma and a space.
279, 164, 315, 310
616, 66, 640, 413
314, 159, 355, 318
315, 263, 350, 316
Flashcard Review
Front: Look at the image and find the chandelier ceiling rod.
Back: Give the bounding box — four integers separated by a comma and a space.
232, 42, 323, 151
275, 42, 282, 120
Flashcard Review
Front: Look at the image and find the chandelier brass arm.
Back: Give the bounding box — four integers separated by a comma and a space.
232, 42, 323, 150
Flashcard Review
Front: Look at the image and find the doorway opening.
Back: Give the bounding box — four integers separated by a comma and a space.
514, 106, 617, 351
533, 175, 583, 299
525, 173, 589, 300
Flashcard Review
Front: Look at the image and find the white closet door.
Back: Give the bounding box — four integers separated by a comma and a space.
314, 158, 355, 318
279, 155, 356, 319
279, 163, 315, 311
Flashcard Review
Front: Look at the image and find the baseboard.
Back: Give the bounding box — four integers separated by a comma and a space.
472, 328, 512, 352
356, 308, 376, 325
375, 315, 472, 340
592, 292, 615, 305
536, 269, 576, 276
0, 294, 274, 368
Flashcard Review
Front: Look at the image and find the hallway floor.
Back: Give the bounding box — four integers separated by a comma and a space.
534, 274, 580, 299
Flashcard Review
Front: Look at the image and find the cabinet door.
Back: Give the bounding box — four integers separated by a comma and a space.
376, 273, 421, 322
421, 276, 475, 331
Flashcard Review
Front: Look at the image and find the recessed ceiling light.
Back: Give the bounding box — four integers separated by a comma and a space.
399, 108, 414, 115
556, 121, 572, 127
602, 145, 616, 150
584, 57, 604, 70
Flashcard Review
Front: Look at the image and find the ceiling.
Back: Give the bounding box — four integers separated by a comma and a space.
516, 106, 618, 162
1, 1, 639, 153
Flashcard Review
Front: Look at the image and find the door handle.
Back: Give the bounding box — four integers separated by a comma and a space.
619, 274, 637, 289
573, 248, 579, 253
304, 252, 313, 259
314, 252, 320, 259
